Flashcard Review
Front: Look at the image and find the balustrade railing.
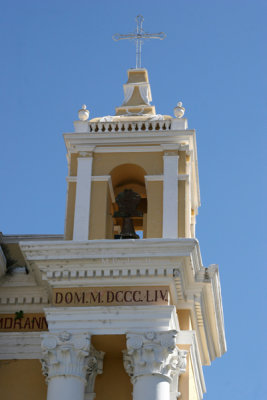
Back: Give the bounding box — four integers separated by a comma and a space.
88, 120, 171, 133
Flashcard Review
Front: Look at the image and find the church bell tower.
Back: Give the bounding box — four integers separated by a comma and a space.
22, 66, 226, 400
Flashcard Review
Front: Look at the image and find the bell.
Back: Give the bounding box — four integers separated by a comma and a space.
120, 217, 139, 239
113, 189, 143, 240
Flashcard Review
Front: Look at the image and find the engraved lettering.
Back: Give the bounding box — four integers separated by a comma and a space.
14, 319, 22, 330
107, 291, 114, 303
4, 318, 13, 329
23, 318, 31, 329
133, 290, 142, 302
74, 292, 85, 304
146, 290, 154, 302
160, 290, 168, 302
90, 292, 101, 304
41, 317, 48, 330
31, 317, 41, 330
124, 291, 132, 302
55, 292, 63, 304
115, 291, 123, 302
65, 292, 73, 304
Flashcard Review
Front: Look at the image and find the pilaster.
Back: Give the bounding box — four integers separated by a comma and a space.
162, 146, 179, 238
73, 150, 94, 240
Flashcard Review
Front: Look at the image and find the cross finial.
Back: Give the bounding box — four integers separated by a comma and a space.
113, 15, 166, 69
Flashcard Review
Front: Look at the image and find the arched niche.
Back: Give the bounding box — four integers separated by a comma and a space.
110, 164, 147, 238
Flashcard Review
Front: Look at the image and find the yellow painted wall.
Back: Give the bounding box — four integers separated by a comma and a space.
178, 344, 190, 400
65, 182, 76, 240
92, 152, 163, 177
92, 335, 132, 400
177, 310, 192, 330
89, 181, 109, 240
178, 151, 186, 174
146, 181, 163, 238
0, 359, 47, 400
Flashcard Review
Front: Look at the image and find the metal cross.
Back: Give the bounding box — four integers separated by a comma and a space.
112, 15, 166, 69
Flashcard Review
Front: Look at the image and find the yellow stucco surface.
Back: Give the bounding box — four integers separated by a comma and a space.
92, 335, 132, 400
0, 359, 47, 400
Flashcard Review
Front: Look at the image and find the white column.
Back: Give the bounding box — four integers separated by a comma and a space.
73, 152, 93, 240
123, 331, 187, 400
41, 331, 103, 400
163, 150, 179, 238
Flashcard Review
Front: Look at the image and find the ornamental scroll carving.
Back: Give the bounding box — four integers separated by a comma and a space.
85, 346, 105, 400
41, 331, 93, 383
123, 331, 187, 384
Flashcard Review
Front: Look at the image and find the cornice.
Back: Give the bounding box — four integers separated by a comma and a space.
19, 238, 200, 261
63, 131, 195, 149
1, 234, 64, 244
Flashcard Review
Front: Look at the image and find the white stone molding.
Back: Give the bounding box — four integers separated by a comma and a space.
44, 305, 179, 335
163, 148, 179, 238
0, 332, 42, 359
73, 151, 94, 241
94, 145, 162, 153
144, 174, 188, 192
123, 331, 187, 400
41, 331, 91, 382
84, 346, 105, 400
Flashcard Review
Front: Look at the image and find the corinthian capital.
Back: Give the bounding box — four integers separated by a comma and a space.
41, 331, 91, 383
123, 331, 187, 383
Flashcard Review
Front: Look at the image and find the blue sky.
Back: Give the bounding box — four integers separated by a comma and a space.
0, 0, 266, 398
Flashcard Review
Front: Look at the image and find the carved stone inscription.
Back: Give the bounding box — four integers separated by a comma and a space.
0, 313, 48, 332
53, 286, 170, 307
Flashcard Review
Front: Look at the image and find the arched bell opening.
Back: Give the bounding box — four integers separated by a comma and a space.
109, 164, 147, 239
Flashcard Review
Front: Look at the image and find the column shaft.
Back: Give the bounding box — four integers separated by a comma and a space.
163, 153, 179, 238
47, 376, 84, 400
133, 375, 170, 400
73, 155, 93, 240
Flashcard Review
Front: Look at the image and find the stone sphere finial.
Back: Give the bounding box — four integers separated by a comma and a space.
78, 104, 90, 121
174, 101, 185, 118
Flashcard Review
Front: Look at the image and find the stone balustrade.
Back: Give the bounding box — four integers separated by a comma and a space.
88, 120, 172, 133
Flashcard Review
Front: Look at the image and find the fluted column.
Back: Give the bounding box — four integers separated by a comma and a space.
41, 331, 104, 400
123, 330, 187, 400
